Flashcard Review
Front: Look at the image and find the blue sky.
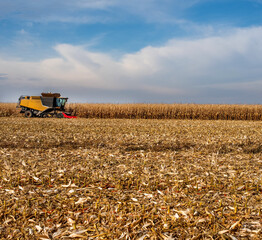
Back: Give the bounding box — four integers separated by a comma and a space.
1, 0, 262, 103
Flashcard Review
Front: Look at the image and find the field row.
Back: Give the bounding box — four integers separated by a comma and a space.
1, 103, 262, 120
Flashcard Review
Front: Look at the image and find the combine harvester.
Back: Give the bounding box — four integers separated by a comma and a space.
17, 93, 76, 118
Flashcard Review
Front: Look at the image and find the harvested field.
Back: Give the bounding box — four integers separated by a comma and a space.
0, 118, 261, 239
1, 103, 262, 120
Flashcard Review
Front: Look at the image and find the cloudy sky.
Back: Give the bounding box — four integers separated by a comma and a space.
1, 0, 262, 103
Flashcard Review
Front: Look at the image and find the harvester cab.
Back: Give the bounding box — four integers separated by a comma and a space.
17, 93, 76, 118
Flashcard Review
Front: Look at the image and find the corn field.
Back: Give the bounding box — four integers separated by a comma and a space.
1, 103, 262, 120
0, 103, 18, 117
0, 118, 261, 239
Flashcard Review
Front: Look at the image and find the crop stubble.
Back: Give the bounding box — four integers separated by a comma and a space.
0, 118, 261, 239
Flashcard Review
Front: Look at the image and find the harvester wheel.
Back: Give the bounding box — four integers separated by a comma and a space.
56, 113, 64, 118
25, 110, 33, 118
41, 113, 48, 118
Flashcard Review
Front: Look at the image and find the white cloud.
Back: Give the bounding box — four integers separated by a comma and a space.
1, 27, 262, 103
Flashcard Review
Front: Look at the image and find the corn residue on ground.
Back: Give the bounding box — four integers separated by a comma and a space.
0, 118, 261, 239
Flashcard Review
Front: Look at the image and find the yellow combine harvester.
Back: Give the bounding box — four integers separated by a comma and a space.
17, 93, 76, 118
